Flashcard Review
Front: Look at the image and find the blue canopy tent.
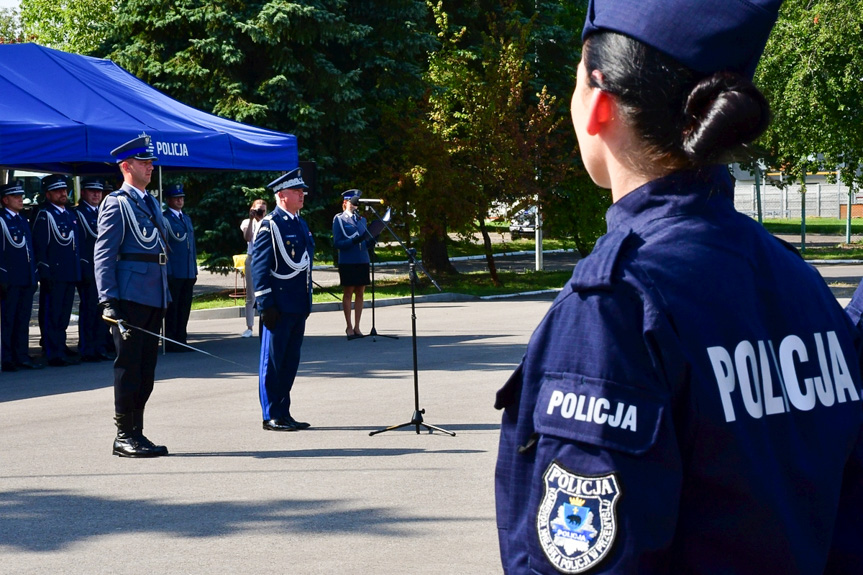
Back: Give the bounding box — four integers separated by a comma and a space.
0, 43, 298, 175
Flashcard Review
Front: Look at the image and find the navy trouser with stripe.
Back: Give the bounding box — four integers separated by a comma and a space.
259, 312, 306, 420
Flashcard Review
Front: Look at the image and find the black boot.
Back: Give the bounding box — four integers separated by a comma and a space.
113, 413, 161, 458
133, 409, 169, 456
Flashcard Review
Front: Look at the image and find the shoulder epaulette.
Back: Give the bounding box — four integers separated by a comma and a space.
570, 228, 634, 292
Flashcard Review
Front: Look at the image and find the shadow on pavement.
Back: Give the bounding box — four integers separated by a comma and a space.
0, 488, 479, 553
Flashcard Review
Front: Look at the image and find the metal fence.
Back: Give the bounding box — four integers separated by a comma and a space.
733, 183, 856, 219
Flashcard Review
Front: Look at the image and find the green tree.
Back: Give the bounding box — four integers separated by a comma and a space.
19, 0, 114, 54
0, 7, 26, 43
418, 1, 589, 281
101, 0, 435, 266
756, 1, 863, 190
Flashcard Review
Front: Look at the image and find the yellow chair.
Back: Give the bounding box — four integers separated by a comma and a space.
231, 254, 247, 300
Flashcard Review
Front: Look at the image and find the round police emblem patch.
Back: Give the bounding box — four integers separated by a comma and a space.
536, 461, 621, 573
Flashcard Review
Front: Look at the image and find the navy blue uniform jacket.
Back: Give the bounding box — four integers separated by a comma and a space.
332, 211, 371, 264
0, 209, 36, 286
94, 184, 170, 309
495, 168, 863, 574
75, 202, 99, 281
32, 203, 80, 283
252, 207, 315, 316
163, 209, 197, 280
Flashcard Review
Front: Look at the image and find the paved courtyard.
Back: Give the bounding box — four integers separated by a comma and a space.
0, 296, 555, 574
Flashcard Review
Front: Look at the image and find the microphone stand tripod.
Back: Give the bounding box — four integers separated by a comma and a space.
360, 206, 396, 341
366, 209, 454, 437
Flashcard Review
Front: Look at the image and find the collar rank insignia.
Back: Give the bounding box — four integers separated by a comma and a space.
536, 462, 621, 573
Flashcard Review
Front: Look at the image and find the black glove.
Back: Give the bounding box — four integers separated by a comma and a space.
0, 283, 7, 300
39, 278, 53, 294
261, 307, 282, 331
100, 299, 125, 324
352, 234, 364, 245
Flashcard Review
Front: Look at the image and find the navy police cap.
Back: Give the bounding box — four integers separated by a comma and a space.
111, 134, 158, 163
165, 183, 185, 198
81, 177, 104, 191
0, 180, 25, 197
582, 0, 783, 79
342, 189, 361, 201
42, 174, 69, 192
267, 168, 308, 193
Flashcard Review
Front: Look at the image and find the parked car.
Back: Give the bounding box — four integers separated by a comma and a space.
509, 206, 537, 237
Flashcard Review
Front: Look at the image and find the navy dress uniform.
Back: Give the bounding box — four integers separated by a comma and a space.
495, 2, 863, 574
162, 183, 197, 351
332, 189, 372, 269
74, 177, 112, 362
252, 168, 315, 431
0, 181, 40, 372
32, 174, 81, 366
94, 134, 170, 457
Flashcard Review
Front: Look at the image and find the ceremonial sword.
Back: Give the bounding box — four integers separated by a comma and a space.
102, 316, 249, 368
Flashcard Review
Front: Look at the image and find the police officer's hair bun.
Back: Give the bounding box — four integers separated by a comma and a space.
583, 32, 771, 172
681, 73, 770, 165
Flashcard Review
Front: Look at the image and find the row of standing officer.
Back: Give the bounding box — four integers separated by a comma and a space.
0, 172, 196, 372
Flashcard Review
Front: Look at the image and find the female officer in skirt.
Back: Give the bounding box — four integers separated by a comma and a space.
495, 1, 863, 573
332, 189, 373, 340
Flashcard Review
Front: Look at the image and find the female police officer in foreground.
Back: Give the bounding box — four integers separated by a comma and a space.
495, 1, 863, 573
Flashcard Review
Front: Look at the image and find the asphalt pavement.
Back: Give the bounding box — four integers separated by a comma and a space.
0, 297, 553, 574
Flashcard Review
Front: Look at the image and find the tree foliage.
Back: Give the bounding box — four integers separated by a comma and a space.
99, 0, 434, 265
423, 2, 567, 283
19, 0, 114, 54
0, 8, 19, 43
756, 0, 863, 190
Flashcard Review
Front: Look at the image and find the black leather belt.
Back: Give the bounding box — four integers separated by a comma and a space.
117, 253, 167, 265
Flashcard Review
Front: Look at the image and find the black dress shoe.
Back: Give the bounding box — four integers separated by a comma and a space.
262, 418, 299, 432
113, 436, 163, 457
97, 351, 116, 361
80, 354, 101, 363
47, 357, 71, 367
16, 359, 43, 370
137, 435, 169, 456
285, 415, 311, 430
1, 361, 18, 372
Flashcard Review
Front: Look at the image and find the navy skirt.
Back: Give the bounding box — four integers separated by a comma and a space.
338, 263, 370, 287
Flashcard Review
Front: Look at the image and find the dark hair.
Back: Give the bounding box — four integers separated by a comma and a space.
583, 32, 770, 172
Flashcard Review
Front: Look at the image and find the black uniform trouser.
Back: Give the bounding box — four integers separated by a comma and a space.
40, 280, 75, 360
113, 301, 164, 414
165, 277, 196, 346
1, 284, 36, 364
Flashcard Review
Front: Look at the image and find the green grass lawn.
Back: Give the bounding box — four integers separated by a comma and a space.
761, 217, 863, 235
192, 268, 573, 311
192, 218, 863, 311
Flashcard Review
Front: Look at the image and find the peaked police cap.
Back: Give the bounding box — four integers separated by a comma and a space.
41, 174, 69, 192
165, 183, 185, 198
267, 168, 308, 193
111, 134, 158, 162
81, 177, 104, 191
0, 180, 25, 197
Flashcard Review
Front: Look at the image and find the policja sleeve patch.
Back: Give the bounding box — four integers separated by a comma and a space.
534, 372, 666, 455
536, 460, 621, 574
